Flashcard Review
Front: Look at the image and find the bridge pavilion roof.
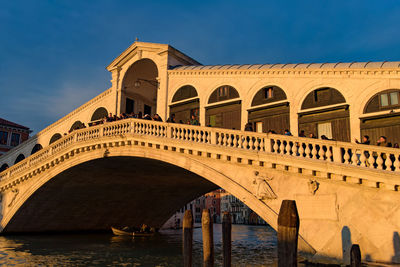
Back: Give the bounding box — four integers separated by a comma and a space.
171, 61, 400, 71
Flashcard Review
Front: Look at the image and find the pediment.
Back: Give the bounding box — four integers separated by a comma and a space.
107, 41, 200, 71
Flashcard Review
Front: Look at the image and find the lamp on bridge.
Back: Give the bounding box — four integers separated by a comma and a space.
134, 78, 159, 88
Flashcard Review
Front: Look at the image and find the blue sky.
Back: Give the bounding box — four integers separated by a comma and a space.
1, 0, 400, 134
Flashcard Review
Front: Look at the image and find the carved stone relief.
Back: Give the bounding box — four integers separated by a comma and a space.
8, 188, 19, 208
252, 171, 277, 200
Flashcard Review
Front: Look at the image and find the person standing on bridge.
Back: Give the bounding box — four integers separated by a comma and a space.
355, 135, 370, 145
190, 115, 199, 126
167, 114, 176, 123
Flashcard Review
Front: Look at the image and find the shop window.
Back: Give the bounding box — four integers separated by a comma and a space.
209, 115, 217, 127
218, 86, 228, 98
0, 131, 8, 145
10, 133, 20, 147
380, 91, 399, 107
317, 122, 332, 139
264, 87, 274, 99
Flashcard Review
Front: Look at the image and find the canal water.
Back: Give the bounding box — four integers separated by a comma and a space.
0, 224, 278, 266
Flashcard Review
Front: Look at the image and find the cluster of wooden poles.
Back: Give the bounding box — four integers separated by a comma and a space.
182, 200, 362, 267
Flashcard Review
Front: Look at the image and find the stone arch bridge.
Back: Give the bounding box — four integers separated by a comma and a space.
1, 119, 400, 264
1, 41, 400, 265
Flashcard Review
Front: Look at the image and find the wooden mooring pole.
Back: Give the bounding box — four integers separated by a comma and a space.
278, 200, 299, 267
202, 209, 214, 267
350, 244, 361, 267
183, 210, 193, 267
222, 212, 232, 267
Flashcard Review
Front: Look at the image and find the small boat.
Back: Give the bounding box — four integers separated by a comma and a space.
132, 232, 155, 237
111, 226, 132, 236
111, 226, 155, 237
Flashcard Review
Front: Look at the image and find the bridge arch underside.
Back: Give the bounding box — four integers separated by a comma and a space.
4, 157, 218, 233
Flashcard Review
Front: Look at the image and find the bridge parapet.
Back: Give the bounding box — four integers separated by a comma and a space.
1, 118, 400, 192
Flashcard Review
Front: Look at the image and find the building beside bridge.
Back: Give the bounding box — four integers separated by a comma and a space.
0, 118, 30, 158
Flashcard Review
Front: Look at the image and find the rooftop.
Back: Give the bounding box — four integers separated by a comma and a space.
171, 61, 400, 71
0, 118, 30, 130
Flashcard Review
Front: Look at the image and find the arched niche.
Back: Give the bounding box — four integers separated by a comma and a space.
299, 87, 349, 141
14, 154, 25, 164
91, 107, 108, 121
206, 85, 241, 130
208, 85, 239, 104
361, 89, 400, 145
31, 144, 43, 155
49, 133, 62, 145
248, 86, 289, 133
70, 121, 84, 131
122, 58, 158, 116
170, 85, 199, 123
301, 87, 346, 110
0, 163, 9, 172
364, 89, 400, 114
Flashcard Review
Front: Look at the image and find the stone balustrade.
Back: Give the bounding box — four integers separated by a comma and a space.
1, 118, 400, 191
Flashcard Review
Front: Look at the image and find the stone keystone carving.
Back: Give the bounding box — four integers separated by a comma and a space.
308, 179, 319, 195
252, 171, 277, 200
8, 188, 19, 207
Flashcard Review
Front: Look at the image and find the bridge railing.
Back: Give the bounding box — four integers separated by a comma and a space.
2, 118, 400, 181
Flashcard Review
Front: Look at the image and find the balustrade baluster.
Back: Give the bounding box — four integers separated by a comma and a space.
359, 151, 367, 167
171, 127, 176, 139
226, 134, 232, 147
249, 137, 255, 150
343, 149, 350, 164
325, 147, 332, 161
242, 136, 248, 149
285, 141, 291, 155
293, 142, 299, 157
304, 144, 311, 158
394, 154, 400, 172
351, 150, 358, 165
376, 153, 384, 170
237, 135, 243, 148
217, 133, 222, 145
312, 145, 318, 159
273, 140, 279, 153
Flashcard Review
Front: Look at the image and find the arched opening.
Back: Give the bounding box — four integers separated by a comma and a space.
70, 121, 84, 132
169, 85, 199, 123
49, 133, 62, 145
91, 107, 108, 121
248, 86, 289, 133
4, 156, 218, 233
31, 144, 43, 155
361, 89, 400, 145
298, 87, 349, 141
122, 59, 158, 116
206, 85, 241, 130
0, 163, 9, 172
14, 154, 25, 164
